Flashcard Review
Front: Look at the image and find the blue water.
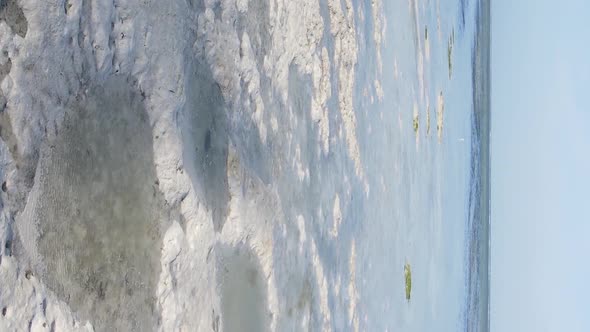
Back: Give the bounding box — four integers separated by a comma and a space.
347, 0, 488, 330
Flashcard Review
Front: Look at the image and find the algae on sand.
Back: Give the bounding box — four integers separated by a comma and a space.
447, 27, 455, 79
404, 263, 412, 300
412, 103, 419, 136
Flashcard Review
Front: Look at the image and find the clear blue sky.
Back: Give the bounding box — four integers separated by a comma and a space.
492, 0, 590, 331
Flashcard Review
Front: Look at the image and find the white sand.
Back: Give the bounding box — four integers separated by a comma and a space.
371, 0, 385, 102
0, 0, 372, 331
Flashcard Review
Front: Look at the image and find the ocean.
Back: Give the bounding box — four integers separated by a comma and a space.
352, 0, 490, 331
465, 0, 491, 330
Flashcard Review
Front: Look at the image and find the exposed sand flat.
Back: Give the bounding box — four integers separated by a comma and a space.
0, 0, 368, 330
327, 0, 366, 189
330, 195, 343, 238
371, 0, 385, 102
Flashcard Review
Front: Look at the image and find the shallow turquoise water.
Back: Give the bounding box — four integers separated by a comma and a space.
350, 0, 479, 330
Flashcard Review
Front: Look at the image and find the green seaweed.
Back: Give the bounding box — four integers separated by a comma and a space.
448, 27, 455, 79
404, 263, 412, 300
447, 42, 453, 78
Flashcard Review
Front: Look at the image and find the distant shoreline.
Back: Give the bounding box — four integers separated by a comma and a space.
464, 0, 491, 331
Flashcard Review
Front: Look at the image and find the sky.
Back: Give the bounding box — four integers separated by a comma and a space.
492, 0, 590, 331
